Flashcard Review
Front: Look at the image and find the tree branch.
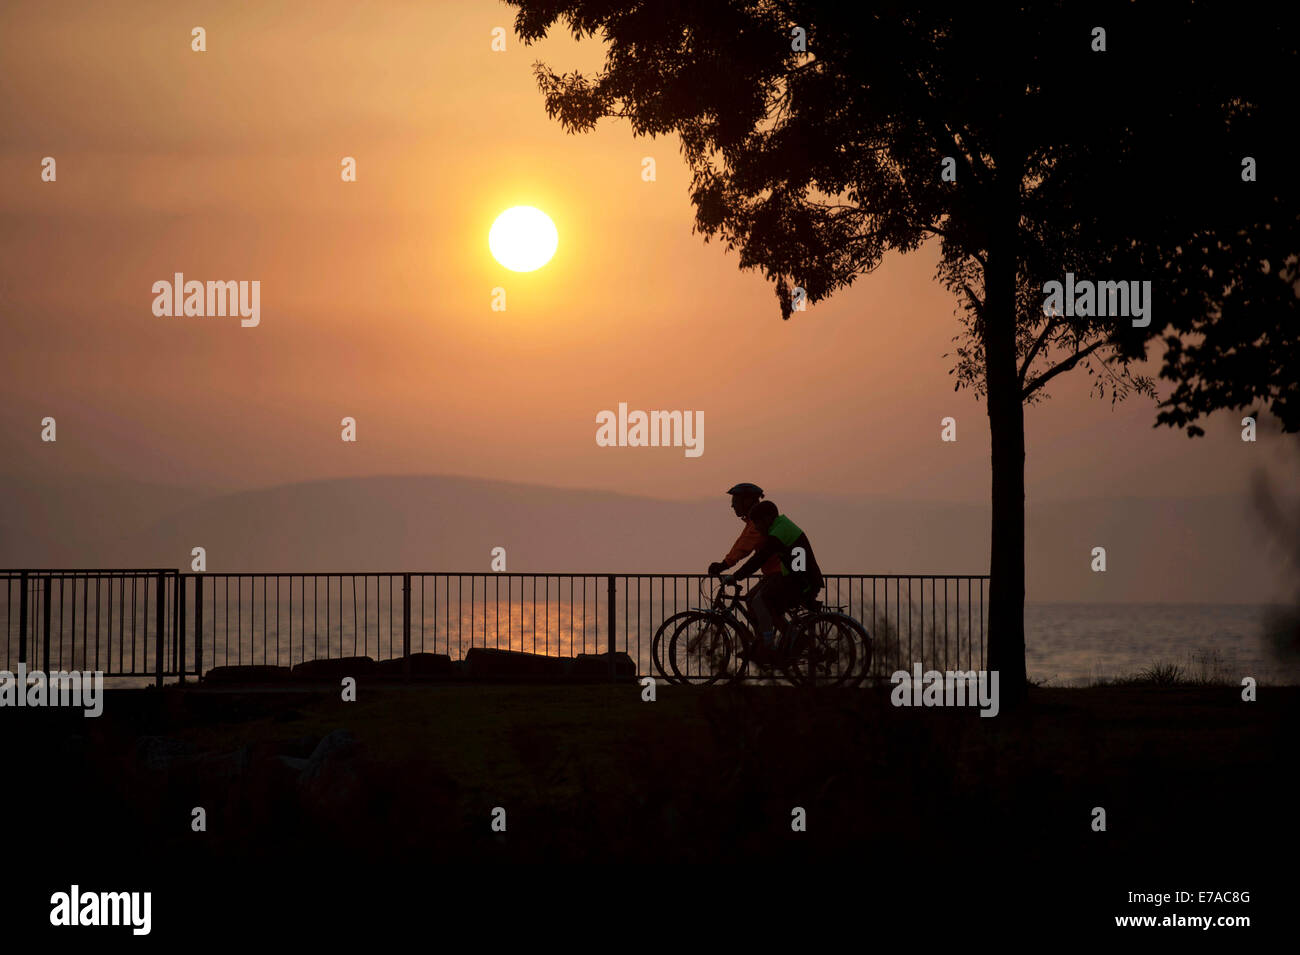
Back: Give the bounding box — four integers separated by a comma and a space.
1018, 314, 1061, 383
920, 227, 986, 271
908, 68, 987, 189
1022, 339, 1108, 399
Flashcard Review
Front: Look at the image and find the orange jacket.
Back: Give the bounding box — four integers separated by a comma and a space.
724, 519, 782, 575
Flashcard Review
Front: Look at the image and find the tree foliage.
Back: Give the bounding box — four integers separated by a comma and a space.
509, 0, 1297, 421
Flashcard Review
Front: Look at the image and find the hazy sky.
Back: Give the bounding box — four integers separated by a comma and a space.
1, 0, 1291, 506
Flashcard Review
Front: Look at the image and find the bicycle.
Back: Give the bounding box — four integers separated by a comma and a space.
646, 576, 803, 683
757, 581, 872, 687
658, 577, 869, 686
648, 577, 765, 683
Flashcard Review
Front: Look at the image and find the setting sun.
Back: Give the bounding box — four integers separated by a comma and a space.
489, 206, 558, 272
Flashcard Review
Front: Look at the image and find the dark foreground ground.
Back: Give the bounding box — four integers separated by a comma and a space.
3, 682, 1294, 938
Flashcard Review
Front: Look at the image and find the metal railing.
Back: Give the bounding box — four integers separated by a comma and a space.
1, 570, 988, 685
0, 570, 181, 685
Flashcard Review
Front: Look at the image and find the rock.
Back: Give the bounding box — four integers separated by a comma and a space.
463, 648, 569, 679
297, 730, 366, 824
203, 665, 292, 685
245, 736, 317, 763
134, 735, 199, 772
571, 652, 637, 680
277, 755, 309, 774
374, 652, 455, 678
301, 729, 359, 773
189, 746, 252, 789
281, 735, 321, 759
291, 657, 376, 681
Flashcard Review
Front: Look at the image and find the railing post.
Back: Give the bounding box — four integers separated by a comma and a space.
194, 575, 203, 683
177, 573, 186, 686
18, 572, 28, 666
155, 571, 165, 688
606, 575, 617, 680
42, 576, 52, 674
402, 574, 412, 681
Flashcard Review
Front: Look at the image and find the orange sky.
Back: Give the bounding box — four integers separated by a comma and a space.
1, 0, 1291, 504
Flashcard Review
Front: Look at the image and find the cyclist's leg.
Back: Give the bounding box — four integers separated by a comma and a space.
756, 576, 799, 654
777, 576, 806, 635
747, 578, 780, 653
768, 576, 800, 646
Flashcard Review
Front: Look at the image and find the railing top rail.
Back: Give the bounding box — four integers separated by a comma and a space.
0, 568, 988, 582
0, 568, 178, 572
174, 571, 990, 579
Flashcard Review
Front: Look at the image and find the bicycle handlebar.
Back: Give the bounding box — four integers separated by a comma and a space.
699, 575, 746, 607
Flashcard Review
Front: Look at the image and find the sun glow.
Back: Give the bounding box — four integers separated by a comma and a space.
489, 206, 558, 272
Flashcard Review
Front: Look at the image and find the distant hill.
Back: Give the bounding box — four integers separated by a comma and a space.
0, 473, 1292, 603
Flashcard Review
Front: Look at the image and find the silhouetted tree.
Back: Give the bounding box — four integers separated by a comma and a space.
507, 0, 1298, 702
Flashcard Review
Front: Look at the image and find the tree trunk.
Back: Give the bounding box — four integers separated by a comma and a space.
982, 225, 1028, 707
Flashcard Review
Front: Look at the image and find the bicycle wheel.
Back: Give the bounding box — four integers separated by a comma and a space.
667, 610, 743, 685
783, 612, 858, 687
651, 610, 703, 684
836, 614, 873, 686
800, 610, 873, 686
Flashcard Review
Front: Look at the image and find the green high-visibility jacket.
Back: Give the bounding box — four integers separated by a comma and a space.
734, 514, 824, 593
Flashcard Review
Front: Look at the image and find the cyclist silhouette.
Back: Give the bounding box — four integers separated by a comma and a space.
707, 483, 781, 577
721, 500, 824, 664
707, 483, 781, 642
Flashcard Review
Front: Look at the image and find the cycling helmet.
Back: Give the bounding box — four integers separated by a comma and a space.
725, 483, 764, 497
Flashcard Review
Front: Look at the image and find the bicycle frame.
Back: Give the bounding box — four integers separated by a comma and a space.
666, 578, 867, 686
698, 578, 817, 651
697, 579, 757, 634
